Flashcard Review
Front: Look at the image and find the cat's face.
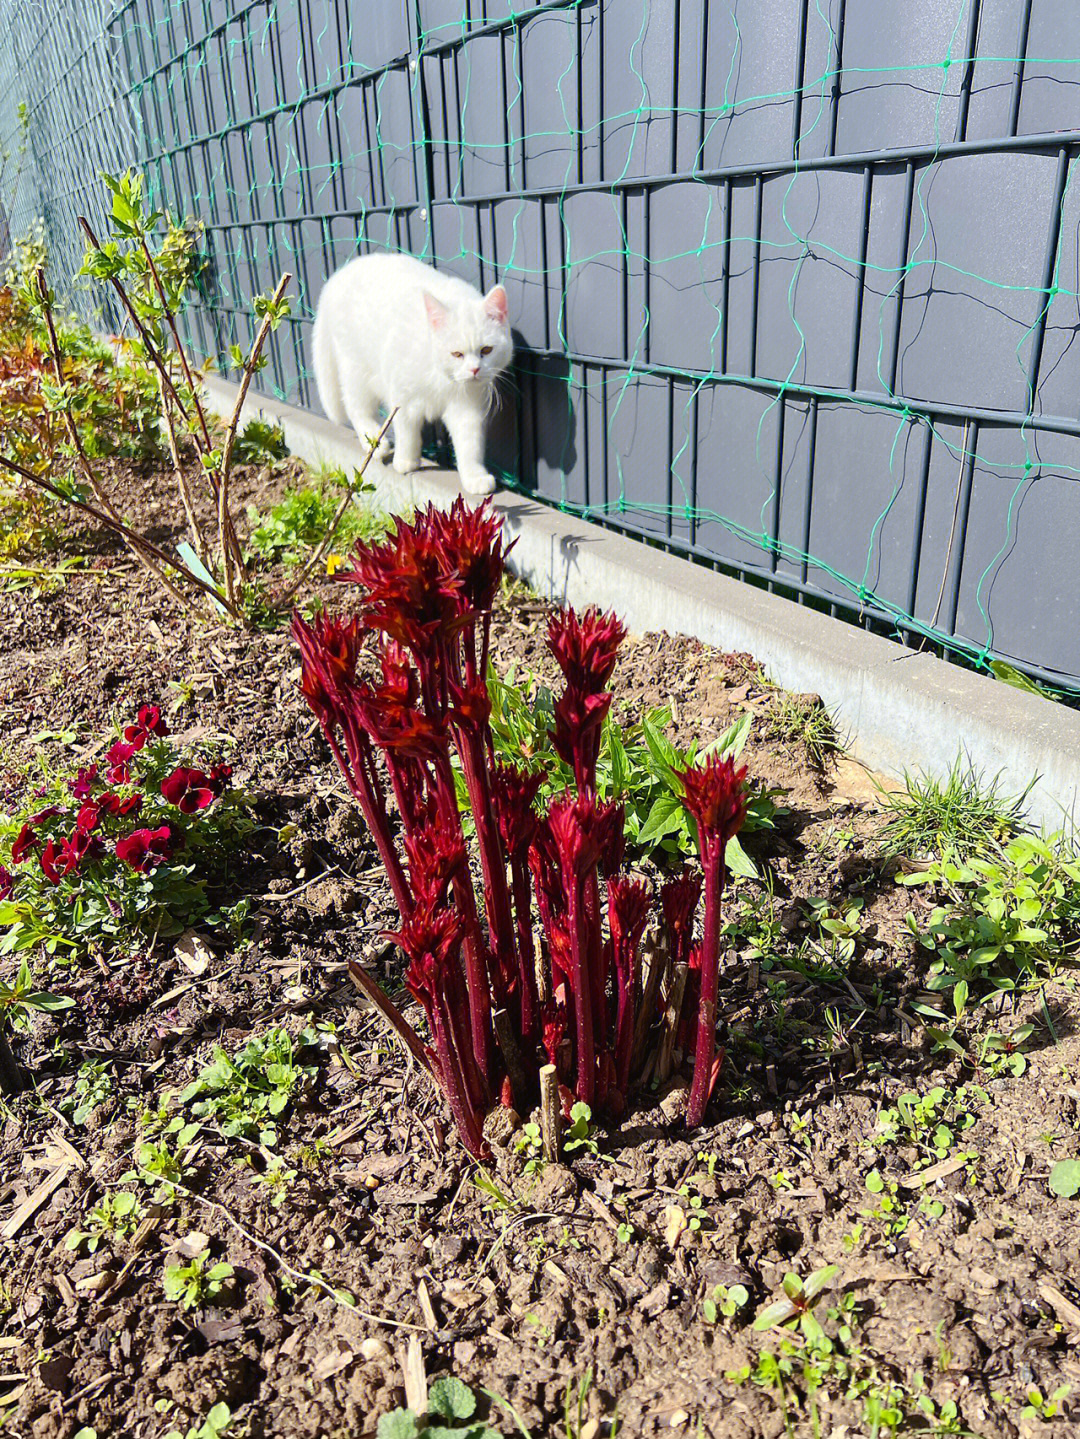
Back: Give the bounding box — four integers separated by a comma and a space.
423, 286, 512, 385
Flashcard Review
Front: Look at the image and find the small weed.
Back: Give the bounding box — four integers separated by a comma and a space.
246, 469, 389, 568
879, 757, 1028, 860
514, 1119, 546, 1174
873, 1084, 985, 1165
564, 1101, 598, 1156
764, 692, 842, 769
180, 1026, 317, 1146
59, 1059, 113, 1125
65, 1190, 142, 1253
232, 417, 286, 465
901, 834, 1080, 1003
376, 1375, 500, 1439
1021, 1384, 1071, 1422
163, 1402, 234, 1439
163, 1249, 235, 1310
702, 1282, 749, 1323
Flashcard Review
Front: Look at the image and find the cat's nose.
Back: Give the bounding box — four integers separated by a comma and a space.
468, 363, 480, 377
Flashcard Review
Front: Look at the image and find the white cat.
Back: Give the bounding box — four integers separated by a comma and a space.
311, 253, 512, 497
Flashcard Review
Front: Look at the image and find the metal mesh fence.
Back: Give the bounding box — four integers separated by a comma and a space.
2, 0, 1079, 692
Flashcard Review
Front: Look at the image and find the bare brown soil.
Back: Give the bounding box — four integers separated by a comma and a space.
0, 458, 1077, 1439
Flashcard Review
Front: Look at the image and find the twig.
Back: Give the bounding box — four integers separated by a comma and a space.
35, 268, 195, 613
539, 1063, 560, 1163
157, 369, 209, 565
78, 217, 198, 434
0, 451, 238, 616
272, 411, 395, 611
138, 233, 214, 451
346, 958, 435, 1080
217, 272, 291, 608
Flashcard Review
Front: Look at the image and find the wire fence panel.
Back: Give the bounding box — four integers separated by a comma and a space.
2, 0, 1079, 691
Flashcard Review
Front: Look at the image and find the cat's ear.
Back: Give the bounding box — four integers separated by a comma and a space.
483, 285, 508, 325
422, 291, 448, 330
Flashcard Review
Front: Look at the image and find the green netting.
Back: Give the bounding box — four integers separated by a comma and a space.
2, 0, 1078, 693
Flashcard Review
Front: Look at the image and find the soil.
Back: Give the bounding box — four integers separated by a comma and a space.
0, 455, 1078, 1439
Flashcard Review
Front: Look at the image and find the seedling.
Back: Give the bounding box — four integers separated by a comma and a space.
753, 1266, 839, 1346
65, 1190, 142, 1253
164, 1402, 233, 1439
376, 1375, 500, 1439
702, 1282, 749, 1323
163, 1249, 234, 1310
180, 1026, 316, 1146
563, 1102, 598, 1156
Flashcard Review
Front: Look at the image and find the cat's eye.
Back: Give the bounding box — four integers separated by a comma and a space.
451, 350, 464, 358
480, 346, 493, 356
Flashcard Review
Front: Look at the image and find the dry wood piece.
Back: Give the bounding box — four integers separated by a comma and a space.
401, 1333, 427, 1414
539, 1063, 561, 1163
1, 1164, 71, 1241
657, 962, 689, 1083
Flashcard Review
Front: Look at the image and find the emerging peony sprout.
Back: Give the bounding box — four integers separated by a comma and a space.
546, 606, 626, 792
293, 501, 758, 1158
675, 755, 748, 1127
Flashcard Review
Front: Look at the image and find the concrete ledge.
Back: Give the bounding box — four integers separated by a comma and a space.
204, 375, 1080, 832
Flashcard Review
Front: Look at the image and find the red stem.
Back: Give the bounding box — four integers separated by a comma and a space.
455, 726, 517, 1006
686, 840, 726, 1127
510, 853, 538, 1040
333, 718, 412, 915
565, 872, 595, 1105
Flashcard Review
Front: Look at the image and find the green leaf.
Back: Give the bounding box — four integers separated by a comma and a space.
865, 1169, 885, 1193
428, 1377, 476, 1421
1049, 1159, 1080, 1198
204, 1403, 232, 1437
701, 710, 753, 761
753, 1298, 797, 1330
637, 793, 684, 846
724, 832, 758, 881
801, 1265, 837, 1301
376, 1410, 420, 1439
781, 1272, 803, 1301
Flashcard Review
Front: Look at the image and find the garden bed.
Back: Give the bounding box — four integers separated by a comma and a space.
0, 456, 1077, 1439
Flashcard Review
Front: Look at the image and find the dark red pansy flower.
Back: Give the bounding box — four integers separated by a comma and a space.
160, 767, 216, 814
11, 823, 38, 864
99, 791, 142, 817
124, 705, 168, 750
70, 764, 98, 800
76, 800, 102, 834
208, 762, 232, 795
105, 741, 136, 786
39, 839, 63, 885
28, 805, 61, 826
116, 825, 174, 872
0, 866, 12, 901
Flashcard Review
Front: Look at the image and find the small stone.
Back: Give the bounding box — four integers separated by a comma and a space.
360, 1338, 392, 1361
659, 1079, 688, 1122
669, 1411, 690, 1428
365, 1174, 380, 1190
323, 1234, 336, 1251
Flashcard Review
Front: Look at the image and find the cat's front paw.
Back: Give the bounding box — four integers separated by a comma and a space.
459, 467, 497, 497
392, 451, 421, 475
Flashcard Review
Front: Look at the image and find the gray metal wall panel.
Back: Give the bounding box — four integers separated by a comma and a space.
8, 0, 1080, 688
896, 150, 1058, 414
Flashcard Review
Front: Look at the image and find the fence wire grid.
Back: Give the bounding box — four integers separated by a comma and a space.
2, 0, 1079, 692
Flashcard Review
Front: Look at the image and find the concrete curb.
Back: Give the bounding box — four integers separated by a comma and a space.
205, 375, 1080, 832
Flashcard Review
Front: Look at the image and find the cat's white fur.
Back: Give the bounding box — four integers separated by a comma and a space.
311, 253, 512, 497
